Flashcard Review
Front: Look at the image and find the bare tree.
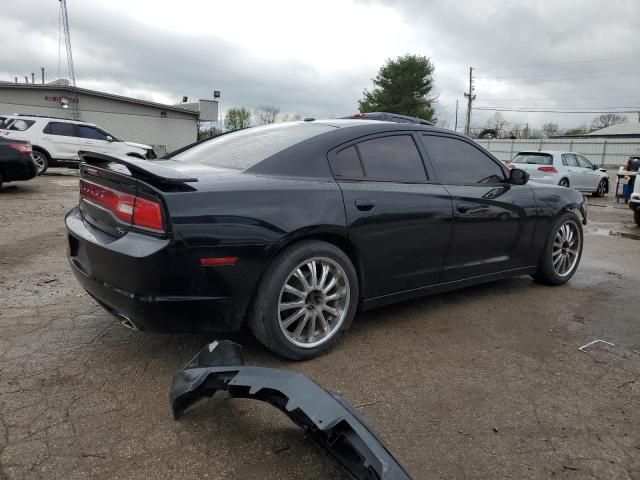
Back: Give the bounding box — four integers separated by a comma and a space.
590, 113, 628, 131
542, 122, 559, 138
254, 105, 281, 125
485, 112, 509, 134
224, 107, 252, 131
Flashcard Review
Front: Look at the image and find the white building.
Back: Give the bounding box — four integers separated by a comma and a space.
0, 81, 216, 154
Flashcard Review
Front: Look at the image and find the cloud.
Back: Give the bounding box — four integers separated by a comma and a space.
1, 0, 638, 129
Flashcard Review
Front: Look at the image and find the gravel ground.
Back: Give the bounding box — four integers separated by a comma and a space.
0, 172, 639, 479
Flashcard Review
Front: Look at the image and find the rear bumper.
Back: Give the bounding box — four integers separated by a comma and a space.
1, 156, 38, 182
65, 207, 265, 332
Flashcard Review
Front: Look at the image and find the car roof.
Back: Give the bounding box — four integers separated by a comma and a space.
2, 114, 95, 126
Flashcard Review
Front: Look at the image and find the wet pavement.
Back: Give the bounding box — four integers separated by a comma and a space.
1, 172, 639, 479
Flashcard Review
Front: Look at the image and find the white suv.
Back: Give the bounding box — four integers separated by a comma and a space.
0, 115, 155, 174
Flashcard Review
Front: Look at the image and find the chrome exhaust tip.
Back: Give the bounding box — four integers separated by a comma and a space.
112, 312, 139, 331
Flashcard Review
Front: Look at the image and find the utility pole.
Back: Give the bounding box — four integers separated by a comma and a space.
454, 99, 459, 132
41, 67, 45, 85
463, 67, 476, 135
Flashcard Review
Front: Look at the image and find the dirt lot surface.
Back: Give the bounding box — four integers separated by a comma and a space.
1, 172, 639, 479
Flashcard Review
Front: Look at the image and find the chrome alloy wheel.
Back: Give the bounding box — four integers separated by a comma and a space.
552, 221, 581, 277
31, 152, 46, 174
277, 257, 350, 348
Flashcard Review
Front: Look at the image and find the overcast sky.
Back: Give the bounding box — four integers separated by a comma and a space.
2, 0, 639, 130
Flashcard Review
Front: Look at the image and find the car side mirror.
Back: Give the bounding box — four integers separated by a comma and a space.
509, 168, 529, 185
106, 135, 114, 142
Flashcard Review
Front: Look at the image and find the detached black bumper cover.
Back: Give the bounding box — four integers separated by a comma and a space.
170, 341, 411, 480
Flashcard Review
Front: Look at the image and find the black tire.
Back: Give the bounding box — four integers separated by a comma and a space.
248, 240, 359, 360
532, 211, 583, 285
32, 149, 49, 175
593, 179, 607, 197
634, 209, 640, 227
0, 170, 3, 190
558, 178, 570, 188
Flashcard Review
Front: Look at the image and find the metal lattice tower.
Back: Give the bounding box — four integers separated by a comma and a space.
59, 0, 80, 118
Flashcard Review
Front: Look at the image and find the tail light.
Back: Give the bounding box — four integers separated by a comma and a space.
79, 179, 164, 231
538, 166, 558, 173
9, 143, 32, 154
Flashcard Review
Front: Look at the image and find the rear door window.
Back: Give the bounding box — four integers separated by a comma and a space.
356, 135, 427, 182
513, 152, 553, 165
44, 122, 77, 137
330, 145, 364, 178
422, 135, 506, 185
562, 154, 578, 167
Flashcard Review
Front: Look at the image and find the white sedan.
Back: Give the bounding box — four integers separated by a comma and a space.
509, 150, 609, 196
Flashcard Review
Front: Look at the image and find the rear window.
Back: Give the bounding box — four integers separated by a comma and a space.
172, 123, 336, 170
513, 152, 553, 165
0, 118, 35, 131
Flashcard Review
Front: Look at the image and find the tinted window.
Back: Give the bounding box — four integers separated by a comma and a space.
330, 145, 364, 178
357, 135, 426, 182
1, 119, 35, 131
423, 135, 505, 184
513, 152, 553, 165
78, 125, 109, 140
45, 122, 76, 137
172, 123, 335, 170
562, 154, 578, 167
576, 155, 592, 169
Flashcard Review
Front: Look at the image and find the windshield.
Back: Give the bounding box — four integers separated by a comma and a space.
513, 152, 553, 165
171, 123, 336, 170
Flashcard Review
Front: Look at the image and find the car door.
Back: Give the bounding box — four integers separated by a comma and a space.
329, 133, 453, 298
420, 134, 537, 282
575, 154, 600, 191
41, 122, 81, 160
561, 153, 584, 189
77, 125, 113, 155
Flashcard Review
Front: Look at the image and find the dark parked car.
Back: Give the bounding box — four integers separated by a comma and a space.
0, 137, 38, 188
66, 120, 587, 359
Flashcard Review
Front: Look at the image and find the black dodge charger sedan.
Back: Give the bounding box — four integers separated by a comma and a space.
66, 119, 587, 359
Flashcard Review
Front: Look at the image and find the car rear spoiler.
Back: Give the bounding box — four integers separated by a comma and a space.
78, 151, 198, 184
170, 341, 412, 480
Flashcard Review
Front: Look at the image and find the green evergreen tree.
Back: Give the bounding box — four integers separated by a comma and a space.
359, 54, 437, 122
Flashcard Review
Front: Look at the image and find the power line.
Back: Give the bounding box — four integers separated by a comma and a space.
476, 55, 640, 71
475, 70, 640, 85
477, 95, 640, 101
475, 67, 640, 80
475, 107, 638, 114
476, 105, 639, 110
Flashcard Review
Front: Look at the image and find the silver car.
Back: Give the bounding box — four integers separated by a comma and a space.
510, 150, 609, 196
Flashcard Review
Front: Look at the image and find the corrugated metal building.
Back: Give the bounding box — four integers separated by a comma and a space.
0, 81, 205, 154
